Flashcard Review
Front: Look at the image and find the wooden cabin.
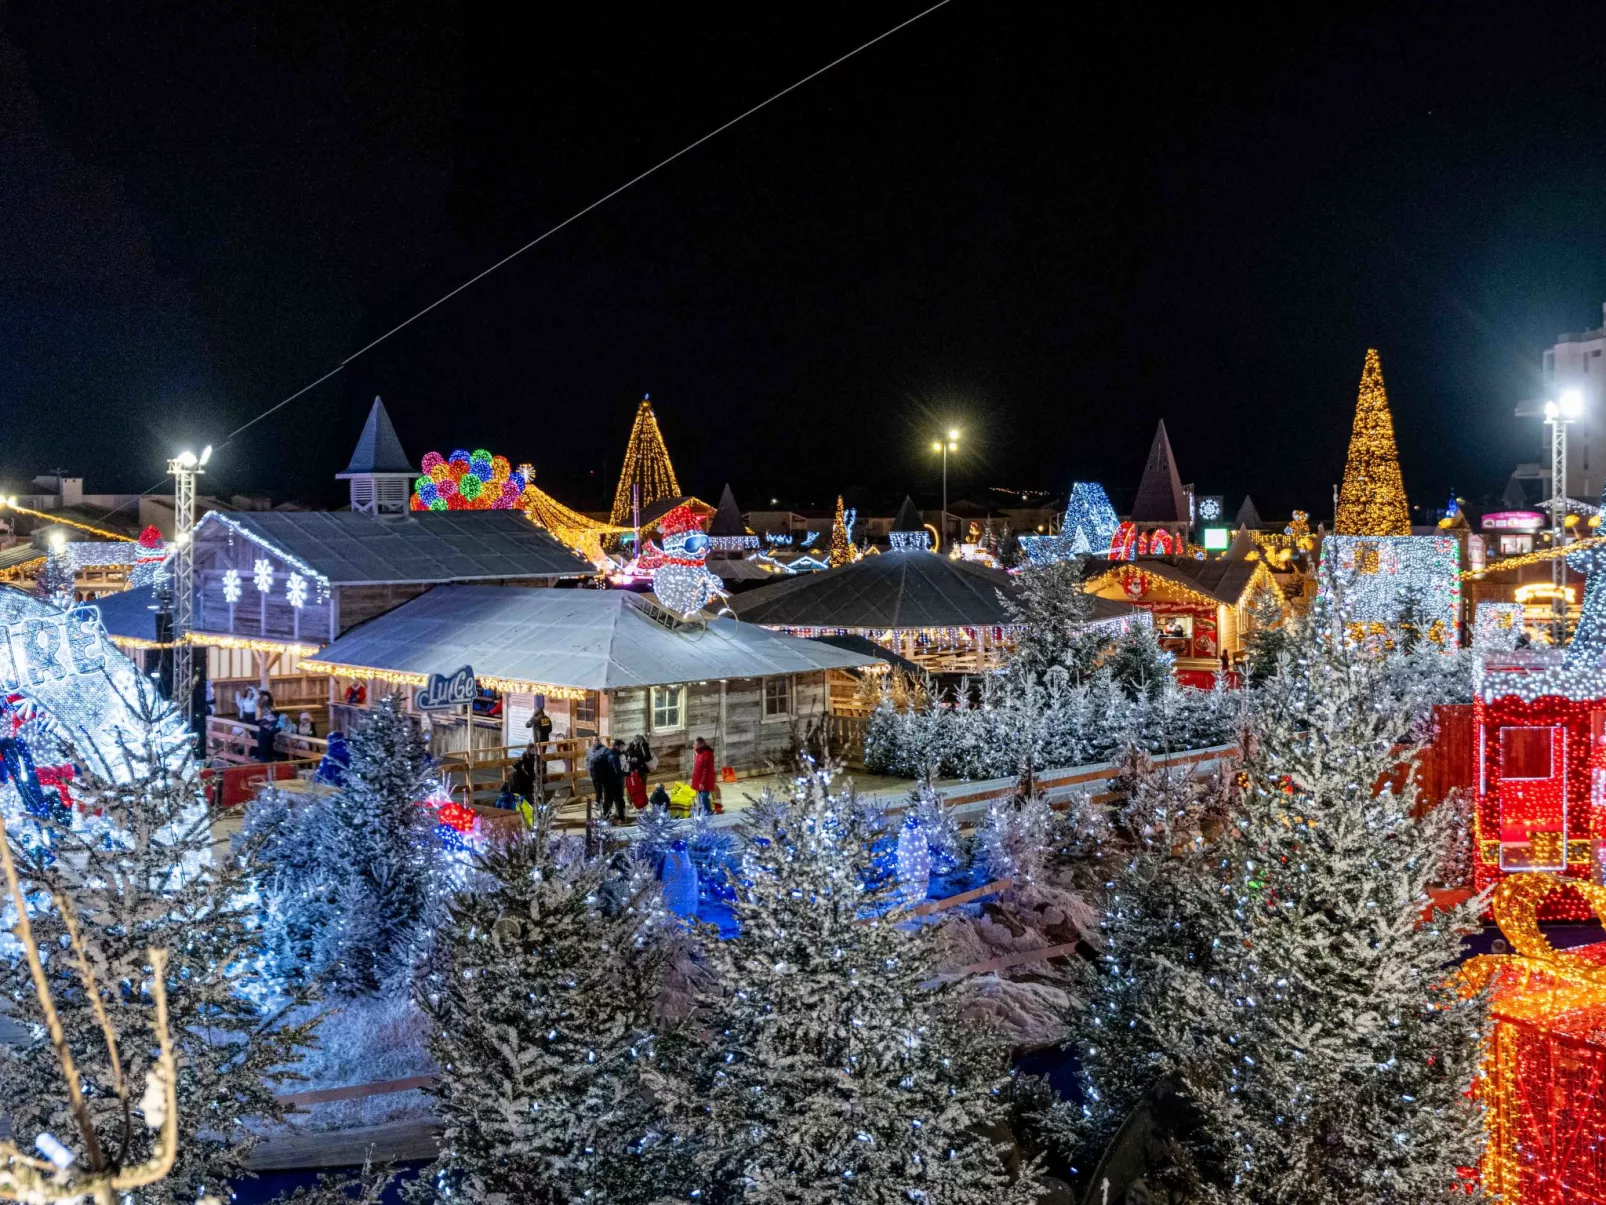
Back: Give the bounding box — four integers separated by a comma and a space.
300, 585, 880, 782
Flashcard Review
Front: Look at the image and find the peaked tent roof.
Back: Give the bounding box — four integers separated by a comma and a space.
307, 585, 879, 691
192, 510, 595, 586
1130, 420, 1189, 523
1235, 496, 1263, 529
892, 496, 925, 533
93, 584, 164, 644
708, 484, 748, 537
730, 547, 1019, 629
339, 397, 414, 476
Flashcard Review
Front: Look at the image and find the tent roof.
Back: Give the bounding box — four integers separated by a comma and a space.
1236, 495, 1264, 529
707, 484, 748, 537
308, 585, 879, 691
892, 496, 925, 533
93, 584, 164, 644
729, 548, 1018, 630
1084, 553, 1263, 607
193, 510, 595, 586
1131, 420, 1189, 523
339, 397, 414, 476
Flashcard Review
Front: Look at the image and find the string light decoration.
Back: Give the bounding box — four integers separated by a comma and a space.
0, 500, 133, 542
608, 396, 682, 528
252, 558, 274, 594
1335, 348, 1412, 536
1109, 521, 1139, 561
1461, 874, 1606, 1202
888, 531, 930, 551
1317, 535, 1461, 646
183, 632, 321, 657
221, 568, 242, 604
1020, 481, 1121, 564
829, 496, 854, 567
299, 658, 588, 701
1474, 602, 1525, 652
285, 571, 307, 609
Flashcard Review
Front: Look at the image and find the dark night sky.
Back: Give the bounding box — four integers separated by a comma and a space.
4, 3, 1606, 519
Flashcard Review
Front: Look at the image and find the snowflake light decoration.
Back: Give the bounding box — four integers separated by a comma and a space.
253, 558, 274, 594
221, 568, 242, 604
286, 572, 307, 609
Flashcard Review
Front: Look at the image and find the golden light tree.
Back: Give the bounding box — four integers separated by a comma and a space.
1335, 348, 1411, 536
609, 397, 681, 528
829, 495, 853, 567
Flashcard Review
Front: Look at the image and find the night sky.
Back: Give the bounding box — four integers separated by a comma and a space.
4, 3, 1606, 519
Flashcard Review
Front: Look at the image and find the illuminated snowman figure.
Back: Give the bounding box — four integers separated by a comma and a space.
650, 505, 727, 618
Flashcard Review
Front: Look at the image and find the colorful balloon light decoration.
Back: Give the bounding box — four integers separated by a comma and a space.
412, 448, 530, 512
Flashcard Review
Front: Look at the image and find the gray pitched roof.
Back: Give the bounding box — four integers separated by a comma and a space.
339, 397, 414, 476
1130, 420, 1189, 523
92, 584, 164, 643
194, 510, 595, 585
708, 484, 747, 537
729, 548, 1019, 630
310, 585, 880, 690
0, 545, 44, 572
1236, 495, 1263, 529
892, 496, 925, 533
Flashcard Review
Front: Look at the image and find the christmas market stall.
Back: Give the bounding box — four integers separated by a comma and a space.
186, 508, 595, 758
299, 584, 880, 781
731, 543, 1134, 674
1082, 530, 1284, 687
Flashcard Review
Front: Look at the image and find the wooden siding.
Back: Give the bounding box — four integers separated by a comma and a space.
603, 673, 830, 777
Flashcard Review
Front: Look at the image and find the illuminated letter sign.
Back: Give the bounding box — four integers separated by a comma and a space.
414, 665, 477, 711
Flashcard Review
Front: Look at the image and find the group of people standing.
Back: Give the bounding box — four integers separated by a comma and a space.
586, 733, 716, 823
234, 686, 315, 762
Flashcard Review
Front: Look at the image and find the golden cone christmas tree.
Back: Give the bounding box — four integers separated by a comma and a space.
609, 397, 681, 528
1335, 348, 1411, 536
829, 495, 853, 567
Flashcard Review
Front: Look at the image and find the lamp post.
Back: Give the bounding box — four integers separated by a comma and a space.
1543, 390, 1583, 641
931, 428, 959, 550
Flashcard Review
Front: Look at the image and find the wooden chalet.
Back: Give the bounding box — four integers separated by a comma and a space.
301, 585, 880, 787
1083, 529, 1284, 687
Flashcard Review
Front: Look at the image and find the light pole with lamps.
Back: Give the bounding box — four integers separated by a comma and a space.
931, 428, 959, 550
1543, 389, 1583, 641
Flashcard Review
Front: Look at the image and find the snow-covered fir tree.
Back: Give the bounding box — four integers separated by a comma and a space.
34, 546, 76, 609
420, 805, 679, 1205
1002, 558, 1109, 683
246, 698, 444, 998
1240, 582, 1293, 686
1105, 619, 1173, 701
1085, 635, 1487, 1202
651, 769, 1038, 1205
0, 704, 313, 1204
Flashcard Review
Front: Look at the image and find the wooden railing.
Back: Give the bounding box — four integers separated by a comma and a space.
204, 716, 329, 765
437, 738, 593, 807
822, 714, 869, 768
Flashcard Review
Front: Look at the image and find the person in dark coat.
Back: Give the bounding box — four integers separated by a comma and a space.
255, 711, 279, 763
602, 738, 628, 823
506, 744, 538, 802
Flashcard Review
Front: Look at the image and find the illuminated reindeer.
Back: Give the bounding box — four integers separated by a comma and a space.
0, 814, 180, 1205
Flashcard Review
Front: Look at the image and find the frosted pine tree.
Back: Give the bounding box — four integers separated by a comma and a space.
1240, 582, 1293, 687
318, 697, 443, 996
1106, 620, 1173, 701
420, 805, 680, 1205
1139, 636, 1486, 1202
1002, 559, 1108, 683
653, 770, 1037, 1205
0, 705, 313, 1203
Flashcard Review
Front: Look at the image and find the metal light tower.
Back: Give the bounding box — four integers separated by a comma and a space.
930, 428, 959, 551
165, 446, 210, 724
1538, 391, 1583, 642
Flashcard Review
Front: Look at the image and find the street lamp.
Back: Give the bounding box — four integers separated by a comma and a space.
931, 429, 959, 549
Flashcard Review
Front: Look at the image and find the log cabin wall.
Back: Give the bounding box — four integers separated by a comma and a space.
192, 535, 335, 643
604, 672, 830, 777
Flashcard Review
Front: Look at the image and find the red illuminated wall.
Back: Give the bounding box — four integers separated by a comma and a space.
1475, 694, 1605, 920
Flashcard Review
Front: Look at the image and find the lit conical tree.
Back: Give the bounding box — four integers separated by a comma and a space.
828, 494, 853, 567
609, 396, 682, 528
1335, 348, 1411, 536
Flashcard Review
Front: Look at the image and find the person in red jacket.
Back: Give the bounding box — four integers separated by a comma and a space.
690, 736, 716, 814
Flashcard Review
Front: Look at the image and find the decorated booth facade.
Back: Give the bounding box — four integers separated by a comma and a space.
1083, 536, 1283, 687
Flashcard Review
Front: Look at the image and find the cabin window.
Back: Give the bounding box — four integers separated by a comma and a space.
764, 675, 792, 719
650, 686, 684, 731
1501, 726, 1554, 781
